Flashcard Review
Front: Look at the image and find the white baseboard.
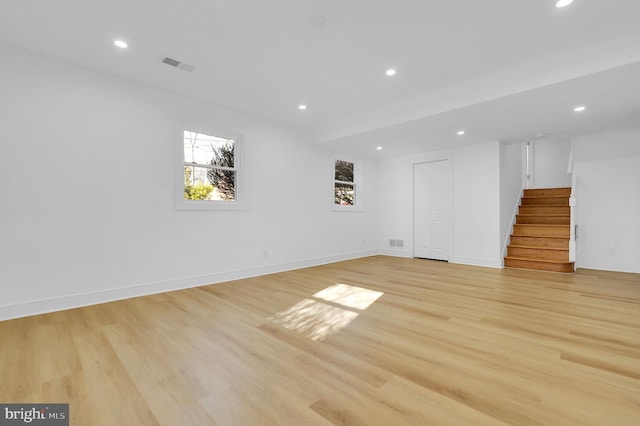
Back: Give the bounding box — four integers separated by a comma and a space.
0, 249, 378, 321
576, 259, 640, 274
378, 249, 412, 258
449, 256, 503, 269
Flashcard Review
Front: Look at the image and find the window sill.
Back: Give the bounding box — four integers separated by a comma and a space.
332, 205, 363, 213
177, 199, 249, 211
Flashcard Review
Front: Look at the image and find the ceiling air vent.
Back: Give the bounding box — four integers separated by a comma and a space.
162, 57, 195, 72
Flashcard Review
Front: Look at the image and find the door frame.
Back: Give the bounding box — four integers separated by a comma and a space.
411, 153, 453, 260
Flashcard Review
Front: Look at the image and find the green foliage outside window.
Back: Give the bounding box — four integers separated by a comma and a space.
184, 167, 214, 200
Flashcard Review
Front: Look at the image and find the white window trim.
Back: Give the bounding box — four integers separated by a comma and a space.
176, 124, 248, 211
332, 157, 363, 212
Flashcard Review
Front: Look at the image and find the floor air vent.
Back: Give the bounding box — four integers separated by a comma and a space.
390, 239, 404, 248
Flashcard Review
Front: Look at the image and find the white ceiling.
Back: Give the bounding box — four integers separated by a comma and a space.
1, 0, 639, 157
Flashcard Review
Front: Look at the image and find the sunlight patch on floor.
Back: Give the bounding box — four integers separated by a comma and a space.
270, 299, 358, 341
269, 283, 384, 341
313, 283, 384, 310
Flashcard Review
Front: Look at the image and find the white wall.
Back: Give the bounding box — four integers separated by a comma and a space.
377, 141, 502, 268
532, 138, 572, 188
573, 128, 640, 161
572, 128, 640, 273
500, 142, 524, 259
377, 156, 414, 256
451, 142, 502, 267
0, 48, 378, 320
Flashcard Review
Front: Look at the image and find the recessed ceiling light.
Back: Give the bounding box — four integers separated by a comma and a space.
376, 146, 383, 150
574, 106, 586, 112
385, 69, 396, 77
457, 130, 465, 135
113, 40, 128, 49
298, 104, 307, 110
556, 0, 574, 8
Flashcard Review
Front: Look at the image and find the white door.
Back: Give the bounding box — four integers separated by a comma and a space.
414, 160, 451, 260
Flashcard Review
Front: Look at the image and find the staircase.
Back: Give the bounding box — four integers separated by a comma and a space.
504, 187, 574, 273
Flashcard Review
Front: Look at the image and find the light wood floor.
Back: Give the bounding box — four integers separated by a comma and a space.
1, 256, 640, 425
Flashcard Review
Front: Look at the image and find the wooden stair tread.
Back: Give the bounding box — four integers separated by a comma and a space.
519, 204, 569, 208
517, 214, 568, 217
524, 187, 571, 192
508, 245, 568, 251
514, 224, 569, 228
504, 256, 573, 264
511, 235, 569, 239
521, 197, 570, 206
516, 214, 570, 225
519, 203, 569, 206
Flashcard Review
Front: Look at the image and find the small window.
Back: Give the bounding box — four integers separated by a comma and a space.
334, 159, 355, 206
183, 130, 236, 201
178, 128, 246, 210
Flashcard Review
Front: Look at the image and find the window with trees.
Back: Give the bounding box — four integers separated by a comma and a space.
334, 159, 356, 206
179, 129, 245, 210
